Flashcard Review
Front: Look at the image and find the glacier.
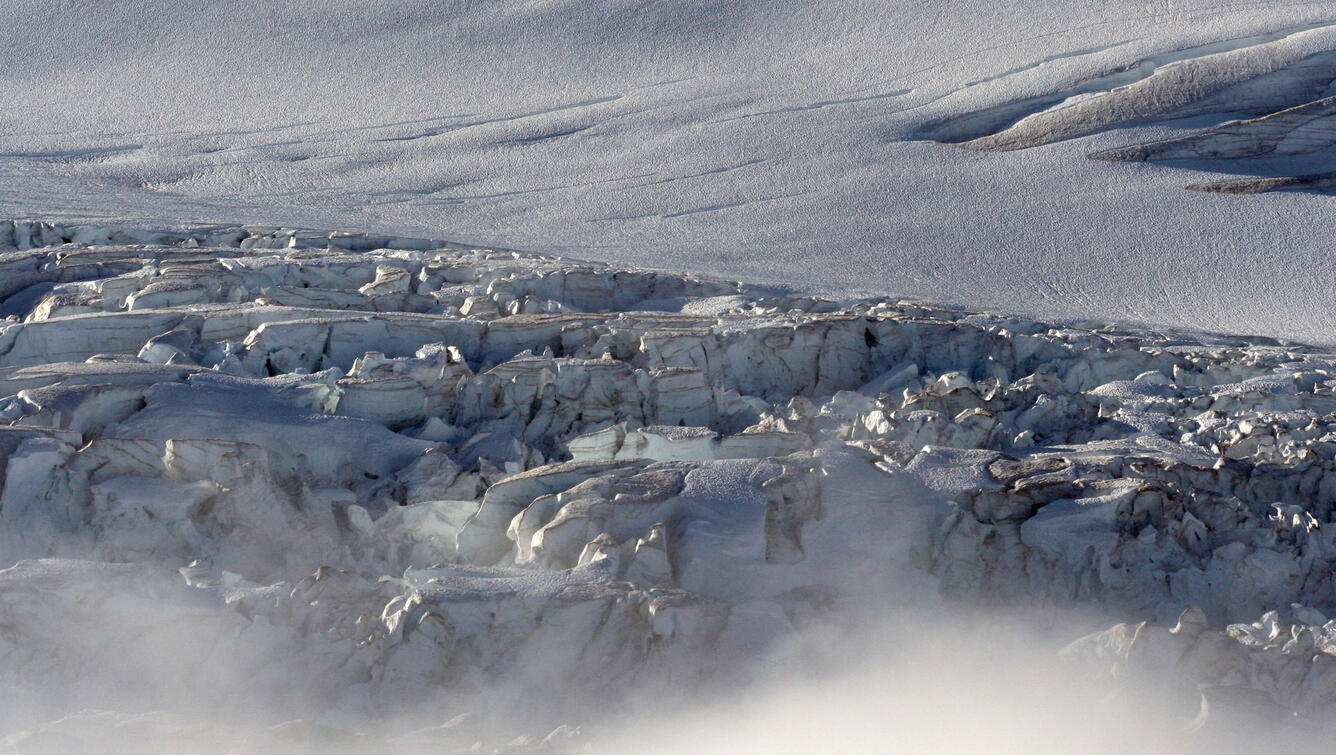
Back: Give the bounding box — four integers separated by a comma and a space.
6, 0, 1336, 750
2, 222, 1336, 748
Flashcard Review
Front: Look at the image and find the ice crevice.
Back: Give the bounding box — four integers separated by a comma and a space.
924, 20, 1336, 195
3, 221, 1336, 742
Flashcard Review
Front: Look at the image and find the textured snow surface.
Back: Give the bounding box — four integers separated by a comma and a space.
5, 1, 1336, 341
8, 1, 1336, 748
4, 225, 1336, 749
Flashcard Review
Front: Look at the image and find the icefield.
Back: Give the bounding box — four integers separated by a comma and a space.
1, 222, 1336, 750
7, 0, 1336, 751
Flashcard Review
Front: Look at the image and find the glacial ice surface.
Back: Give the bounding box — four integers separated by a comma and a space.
3, 222, 1336, 748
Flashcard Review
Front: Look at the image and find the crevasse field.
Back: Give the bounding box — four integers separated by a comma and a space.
5, 1, 1336, 752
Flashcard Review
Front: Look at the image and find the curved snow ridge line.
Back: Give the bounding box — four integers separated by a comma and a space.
368, 94, 625, 144
961, 42, 1133, 89
0, 143, 144, 161
922, 20, 1336, 148
1185, 171, 1336, 194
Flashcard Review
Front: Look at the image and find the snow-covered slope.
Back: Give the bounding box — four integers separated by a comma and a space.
4, 1, 1336, 341
7, 2, 1336, 749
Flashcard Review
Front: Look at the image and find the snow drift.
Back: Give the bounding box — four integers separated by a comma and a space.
5, 2, 1336, 340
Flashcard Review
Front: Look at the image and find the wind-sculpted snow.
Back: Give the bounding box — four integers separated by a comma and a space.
929, 21, 1336, 195
9, 1, 1336, 343
2, 223, 1336, 747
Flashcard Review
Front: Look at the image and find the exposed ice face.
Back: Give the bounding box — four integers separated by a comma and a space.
3, 222, 1336, 747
